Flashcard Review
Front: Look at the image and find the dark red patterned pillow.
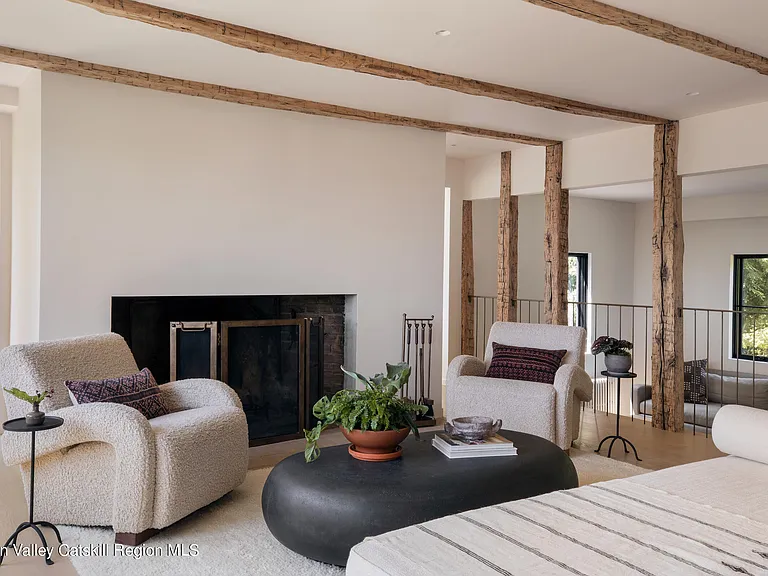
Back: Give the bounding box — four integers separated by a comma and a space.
65, 368, 169, 419
486, 343, 567, 384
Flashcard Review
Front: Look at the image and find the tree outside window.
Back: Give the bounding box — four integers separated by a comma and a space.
568, 253, 588, 329
733, 255, 768, 361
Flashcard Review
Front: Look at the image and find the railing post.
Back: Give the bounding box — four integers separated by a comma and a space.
460, 200, 475, 355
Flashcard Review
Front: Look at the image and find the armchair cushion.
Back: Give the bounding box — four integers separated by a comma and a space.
65, 367, 169, 419
486, 342, 567, 384
447, 375, 556, 441
149, 405, 248, 528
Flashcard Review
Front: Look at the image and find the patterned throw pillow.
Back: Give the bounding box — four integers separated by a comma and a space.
66, 368, 169, 419
485, 343, 567, 385
684, 359, 708, 405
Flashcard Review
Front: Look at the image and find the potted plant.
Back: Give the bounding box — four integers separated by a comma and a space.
591, 336, 633, 373
304, 363, 427, 463
3, 388, 54, 426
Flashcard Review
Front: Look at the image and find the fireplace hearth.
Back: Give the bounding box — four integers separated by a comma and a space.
111, 295, 347, 445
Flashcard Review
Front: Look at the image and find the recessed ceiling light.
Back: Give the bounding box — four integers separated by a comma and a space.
686, 91, 700, 97
435, 29, 451, 37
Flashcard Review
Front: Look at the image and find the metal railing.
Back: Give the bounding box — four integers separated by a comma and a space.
469, 296, 768, 436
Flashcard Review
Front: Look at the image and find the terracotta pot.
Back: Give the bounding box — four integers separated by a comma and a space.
341, 427, 410, 459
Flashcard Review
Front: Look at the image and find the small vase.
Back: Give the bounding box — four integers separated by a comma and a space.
25, 403, 45, 426
605, 354, 632, 374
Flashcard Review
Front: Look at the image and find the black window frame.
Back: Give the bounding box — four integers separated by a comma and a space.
732, 254, 768, 363
569, 252, 589, 329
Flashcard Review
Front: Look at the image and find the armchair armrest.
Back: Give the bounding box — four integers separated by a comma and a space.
159, 379, 243, 413
553, 364, 594, 449
2, 402, 154, 466
447, 355, 486, 382
554, 364, 594, 403
1, 402, 156, 533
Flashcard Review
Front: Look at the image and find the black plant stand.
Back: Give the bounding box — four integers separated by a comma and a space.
1, 416, 64, 567
595, 371, 641, 461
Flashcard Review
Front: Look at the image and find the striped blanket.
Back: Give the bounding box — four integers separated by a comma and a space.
348, 457, 768, 576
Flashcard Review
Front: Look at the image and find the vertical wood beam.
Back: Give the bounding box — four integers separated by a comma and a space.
497, 151, 518, 322
460, 200, 475, 355
544, 143, 569, 325
651, 121, 684, 431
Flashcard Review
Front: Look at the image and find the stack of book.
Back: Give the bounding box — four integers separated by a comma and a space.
432, 433, 517, 459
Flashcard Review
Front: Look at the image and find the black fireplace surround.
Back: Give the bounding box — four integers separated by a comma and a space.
111, 295, 346, 445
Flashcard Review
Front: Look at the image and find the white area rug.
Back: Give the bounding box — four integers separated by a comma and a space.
60, 453, 647, 576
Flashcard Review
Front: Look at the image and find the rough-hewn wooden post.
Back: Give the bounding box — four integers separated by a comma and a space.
497, 151, 518, 322
460, 200, 475, 355
651, 121, 684, 431
544, 143, 569, 325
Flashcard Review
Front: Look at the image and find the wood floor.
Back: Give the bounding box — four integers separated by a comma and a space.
574, 408, 724, 470
0, 411, 723, 575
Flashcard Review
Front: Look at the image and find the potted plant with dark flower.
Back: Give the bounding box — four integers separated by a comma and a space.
591, 336, 633, 373
304, 362, 427, 463
3, 388, 54, 426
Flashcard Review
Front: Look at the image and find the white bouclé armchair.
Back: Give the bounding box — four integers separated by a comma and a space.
0, 333, 248, 545
447, 322, 593, 450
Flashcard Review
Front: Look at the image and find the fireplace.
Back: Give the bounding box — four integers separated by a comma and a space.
111, 295, 347, 445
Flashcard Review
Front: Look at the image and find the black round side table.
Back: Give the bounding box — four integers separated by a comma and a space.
1, 416, 64, 567
595, 371, 641, 461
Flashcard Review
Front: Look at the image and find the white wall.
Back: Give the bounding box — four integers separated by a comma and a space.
37, 73, 447, 414
444, 158, 464, 387
10, 70, 41, 345
471, 197, 498, 298
472, 195, 636, 304
463, 154, 501, 200
634, 190, 768, 374
0, 112, 10, 426
0, 113, 12, 350
634, 191, 768, 307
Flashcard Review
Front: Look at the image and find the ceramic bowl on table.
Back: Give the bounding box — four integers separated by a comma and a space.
444, 416, 502, 441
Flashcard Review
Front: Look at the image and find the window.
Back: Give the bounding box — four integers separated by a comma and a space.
568, 253, 588, 329
732, 255, 768, 362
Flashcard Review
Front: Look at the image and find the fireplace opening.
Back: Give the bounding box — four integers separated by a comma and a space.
112, 295, 348, 445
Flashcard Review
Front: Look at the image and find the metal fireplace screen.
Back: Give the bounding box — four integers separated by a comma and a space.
221, 320, 308, 445
169, 322, 217, 380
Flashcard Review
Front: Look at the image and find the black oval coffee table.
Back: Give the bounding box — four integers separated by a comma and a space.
262, 430, 577, 566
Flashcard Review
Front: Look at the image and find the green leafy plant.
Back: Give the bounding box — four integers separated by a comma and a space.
3, 387, 54, 406
304, 363, 428, 462
591, 336, 633, 356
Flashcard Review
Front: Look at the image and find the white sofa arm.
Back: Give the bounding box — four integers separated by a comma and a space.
447, 355, 486, 382
553, 364, 594, 449
1, 402, 156, 533
160, 379, 243, 413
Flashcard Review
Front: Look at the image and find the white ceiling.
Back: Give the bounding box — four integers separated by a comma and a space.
2, 0, 768, 156
446, 134, 526, 159
573, 165, 768, 203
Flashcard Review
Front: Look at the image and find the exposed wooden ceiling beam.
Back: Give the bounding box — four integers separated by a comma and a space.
65, 0, 668, 125
0, 46, 559, 146
521, 0, 768, 76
